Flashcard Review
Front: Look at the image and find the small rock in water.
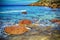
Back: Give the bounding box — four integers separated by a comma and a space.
21, 10, 27, 14
22, 12, 27, 14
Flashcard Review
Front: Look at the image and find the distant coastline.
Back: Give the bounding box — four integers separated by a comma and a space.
29, 0, 60, 8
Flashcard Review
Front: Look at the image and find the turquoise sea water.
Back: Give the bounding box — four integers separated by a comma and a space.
0, 6, 60, 24
0, 6, 60, 38
0, 6, 60, 26
0, 0, 38, 5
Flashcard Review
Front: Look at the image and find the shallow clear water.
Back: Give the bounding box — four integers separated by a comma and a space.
0, 6, 60, 39
0, 6, 60, 26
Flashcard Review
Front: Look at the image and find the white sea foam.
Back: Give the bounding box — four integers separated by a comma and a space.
0, 10, 27, 13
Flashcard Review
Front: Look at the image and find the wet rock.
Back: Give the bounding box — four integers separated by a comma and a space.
51, 30, 60, 40
0, 38, 8, 40
28, 35, 50, 40
8, 35, 51, 40
51, 19, 60, 24
22, 12, 27, 14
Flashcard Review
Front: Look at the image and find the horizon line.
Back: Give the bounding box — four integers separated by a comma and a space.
0, 5, 30, 6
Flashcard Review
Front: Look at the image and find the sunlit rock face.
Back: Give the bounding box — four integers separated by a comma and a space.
38, 0, 60, 3
29, 0, 60, 8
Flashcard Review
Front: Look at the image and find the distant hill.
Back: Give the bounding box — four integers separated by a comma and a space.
29, 0, 60, 8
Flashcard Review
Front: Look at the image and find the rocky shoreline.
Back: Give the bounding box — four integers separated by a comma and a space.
29, 0, 60, 8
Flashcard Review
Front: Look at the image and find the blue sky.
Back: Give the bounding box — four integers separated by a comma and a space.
0, 0, 38, 5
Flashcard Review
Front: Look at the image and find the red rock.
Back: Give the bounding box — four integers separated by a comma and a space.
51, 19, 60, 24
19, 19, 32, 25
4, 25, 28, 35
